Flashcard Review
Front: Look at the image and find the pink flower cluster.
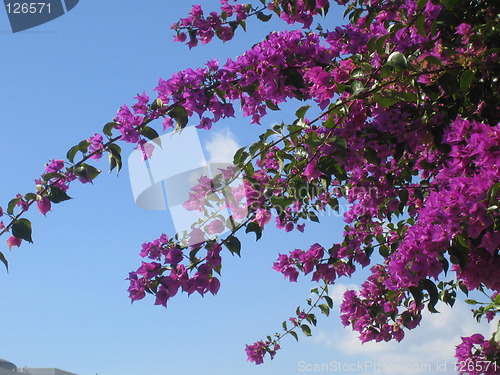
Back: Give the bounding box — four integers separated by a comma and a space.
339, 265, 424, 343
128, 235, 222, 307
273, 243, 355, 283
171, 1, 249, 48
388, 118, 500, 291
455, 334, 500, 375
245, 340, 280, 365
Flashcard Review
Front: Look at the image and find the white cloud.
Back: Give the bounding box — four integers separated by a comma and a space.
204, 128, 240, 164
329, 283, 361, 306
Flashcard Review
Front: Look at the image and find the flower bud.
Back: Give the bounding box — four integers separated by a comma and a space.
150, 98, 163, 110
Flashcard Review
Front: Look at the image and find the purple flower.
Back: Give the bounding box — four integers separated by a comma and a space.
164, 248, 183, 265
88, 133, 104, 160
36, 196, 51, 216
45, 159, 65, 174
188, 228, 206, 247
208, 277, 220, 295
206, 219, 225, 234
255, 208, 271, 227
6, 236, 22, 249
127, 273, 146, 302
136, 261, 162, 279
303, 160, 322, 181
135, 139, 155, 161
245, 341, 269, 365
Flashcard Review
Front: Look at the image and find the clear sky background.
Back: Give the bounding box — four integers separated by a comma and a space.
0, 1, 495, 375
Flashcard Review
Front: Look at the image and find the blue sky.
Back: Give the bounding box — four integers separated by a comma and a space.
0, 2, 495, 375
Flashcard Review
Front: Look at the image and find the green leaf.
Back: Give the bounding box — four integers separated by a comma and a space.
256, 11, 272, 22
77, 139, 90, 153
409, 286, 424, 306
289, 330, 299, 342
46, 187, 72, 203
271, 197, 294, 214
438, 72, 460, 95
415, 14, 426, 36
417, 0, 428, 10
66, 145, 80, 163
7, 197, 21, 215
238, 19, 246, 32
300, 324, 312, 337
374, 95, 402, 108
364, 147, 380, 165
107, 144, 123, 174
364, 9, 378, 28
438, 254, 449, 276
295, 105, 311, 119
464, 299, 478, 305
323, 113, 336, 129
442, 289, 456, 307
328, 197, 339, 212
245, 221, 263, 241
265, 100, 280, 111
308, 211, 320, 223
140, 126, 161, 147
458, 282, 469, 296
375, 34, 389, 55
494, 328, 500, 345
349, 8, 363, 25
351, 80, 366, 96
423, 55, 443, 67
316, 156, 343, 177
74, 163, 101, 182
169, 105, 189, 130
395, 91, 418, 102
0, 251, 8, 272
304, 0, 316, 11
24, 193, 36, 201
282, 320, 288, 331
387, 22, 405, 34
448, 241, 469, 269
455, 233, 469, 248
249, 141, 265, 156
150, 98, 163, 110
459, 70, 475, 93
103, 122, 117, 137
366, 36, 377, 54
244, 162, 254, 177
233, 147, 249, 165
42, 172, 66, 182
319, 304, 330, 316
224, 236, 241, 256
398, 188, 409, 207
441, 0, 458, 11
306, 313, 317, 326
351, 68, 365, 79
386, 51, 408, 69
379, 65, 393, 79
324, 295, 334, 308
422, 279, 440, 313
12, 219, 33, 243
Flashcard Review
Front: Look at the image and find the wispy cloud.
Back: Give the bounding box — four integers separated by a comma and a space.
204, 128, 240, 164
